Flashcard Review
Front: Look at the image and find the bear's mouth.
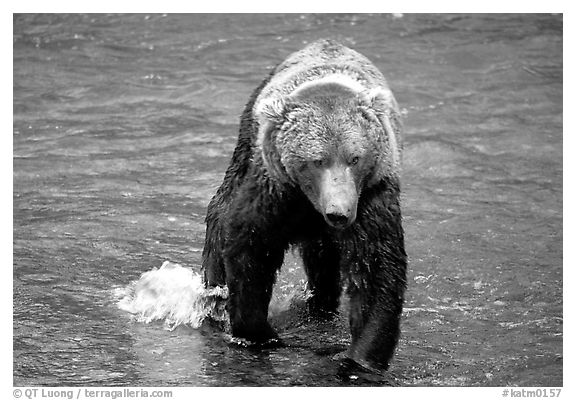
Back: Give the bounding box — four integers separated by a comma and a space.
324, 212, 355, 229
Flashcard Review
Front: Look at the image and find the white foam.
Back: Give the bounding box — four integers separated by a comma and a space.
116, 261, 228, 331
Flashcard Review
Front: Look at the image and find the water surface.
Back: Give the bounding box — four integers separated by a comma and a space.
13, 13, 562, 386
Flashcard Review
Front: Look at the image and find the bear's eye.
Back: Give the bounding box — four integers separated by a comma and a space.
350, 156, 360, 166
313, 159, 324, 168
297, 162, 309, 171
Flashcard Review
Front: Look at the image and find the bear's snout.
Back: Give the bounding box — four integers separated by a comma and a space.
320, 166, 358, 229
325, 210, 353, 229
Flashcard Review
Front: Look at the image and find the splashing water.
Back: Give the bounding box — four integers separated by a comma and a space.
116, 261, 229, 331
115, 257, 313, 335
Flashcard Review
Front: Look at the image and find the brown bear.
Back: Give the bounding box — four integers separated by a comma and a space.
202, 39, 407, 374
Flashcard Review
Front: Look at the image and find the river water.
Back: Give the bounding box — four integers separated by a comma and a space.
13, 14, 562, 386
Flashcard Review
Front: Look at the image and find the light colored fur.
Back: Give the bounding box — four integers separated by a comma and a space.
254, 40, 402, 183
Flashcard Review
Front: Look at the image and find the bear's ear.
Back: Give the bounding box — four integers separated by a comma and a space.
254, 97, 293, 183
359, 87, 398, 115
255, 97, 294, 149
358, 87, 402, 169
255, 98, 287, 127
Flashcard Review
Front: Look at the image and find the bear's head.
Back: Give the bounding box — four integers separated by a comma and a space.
255, 85, 401, 229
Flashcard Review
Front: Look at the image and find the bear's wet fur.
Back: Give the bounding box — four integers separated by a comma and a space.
202, 39, 407, 373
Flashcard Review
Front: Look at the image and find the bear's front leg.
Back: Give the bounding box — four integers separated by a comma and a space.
224, 254, 282, 344
223, 199, 287, 344
341, 188, 407, 372
346, 277, 404, 372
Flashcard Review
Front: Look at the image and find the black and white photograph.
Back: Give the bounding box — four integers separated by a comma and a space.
12, 11, 563, 390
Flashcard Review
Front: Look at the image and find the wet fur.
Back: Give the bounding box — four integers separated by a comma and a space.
202, 40, 407, 371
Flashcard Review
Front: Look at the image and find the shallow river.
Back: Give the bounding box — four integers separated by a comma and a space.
13, 14, 562, 386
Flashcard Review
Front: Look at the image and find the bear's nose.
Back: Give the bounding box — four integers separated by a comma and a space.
325, 212, 351, 229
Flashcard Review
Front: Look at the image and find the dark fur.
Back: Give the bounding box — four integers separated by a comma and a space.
202, 70, 407, 371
